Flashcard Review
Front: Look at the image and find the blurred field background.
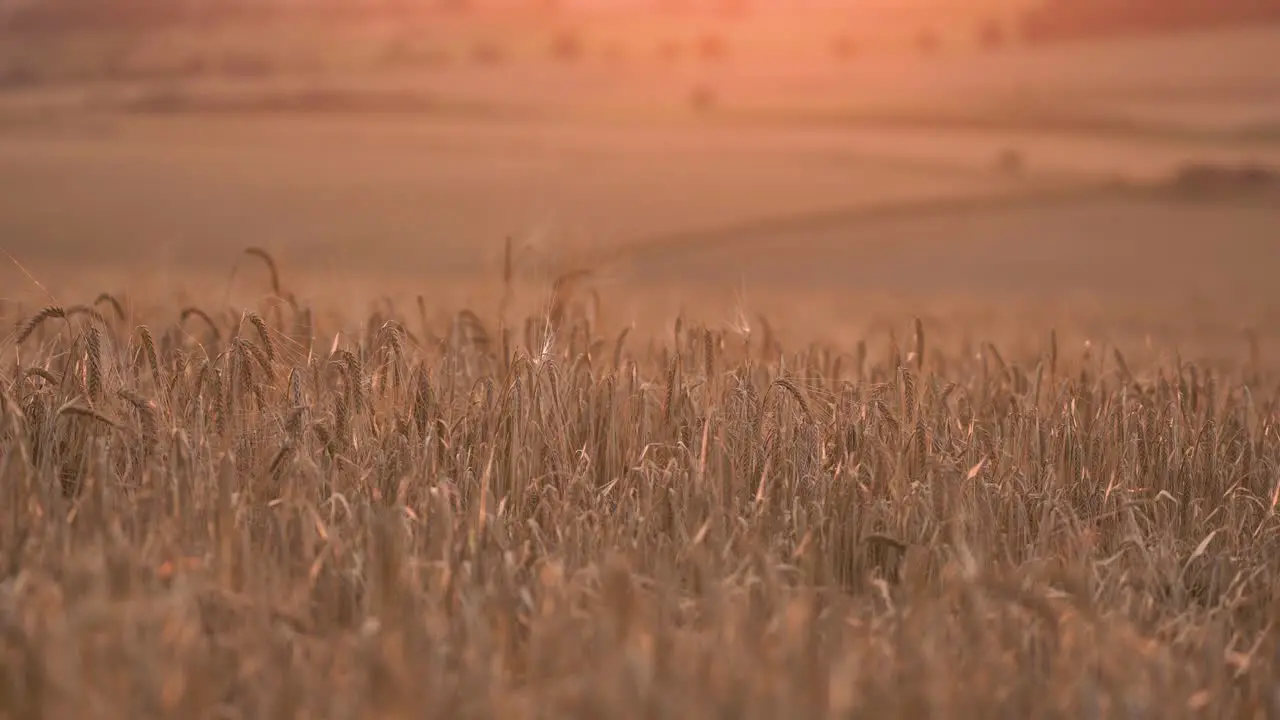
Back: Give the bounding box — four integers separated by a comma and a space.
2, 0, 1278, 331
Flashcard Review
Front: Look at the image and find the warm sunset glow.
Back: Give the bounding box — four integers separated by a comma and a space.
2, 0, 1279, 715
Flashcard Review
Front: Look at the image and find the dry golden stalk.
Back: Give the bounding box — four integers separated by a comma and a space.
85, 327, 103, 403
664, 352, 680, 423
55, 402, 119, 430
94, 292, 126, 323
23, 367, 59, 386
704, 328, 715, 380
914, 316, 925, 372
771, 377, 814, 425
180, 307, 221, 344
244, 246, 282, 297
15, 306, 67, 345
246, 311, 275, 365
117, 389, 159, 452
137, 326, 162, 391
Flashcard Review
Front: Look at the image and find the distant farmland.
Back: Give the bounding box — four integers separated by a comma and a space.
1020, 0, 1280, 42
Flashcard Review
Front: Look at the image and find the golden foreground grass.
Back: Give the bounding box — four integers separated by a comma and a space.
2, 249, 1279, 719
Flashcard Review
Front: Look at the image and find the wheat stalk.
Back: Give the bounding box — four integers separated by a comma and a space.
244, 246, 282, 297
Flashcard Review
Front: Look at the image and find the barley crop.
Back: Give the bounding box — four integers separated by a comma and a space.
0, 250, 1278, 719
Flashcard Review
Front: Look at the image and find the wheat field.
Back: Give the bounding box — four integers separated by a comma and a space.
0, 245, 1277, 719
3, 11, 1280, 716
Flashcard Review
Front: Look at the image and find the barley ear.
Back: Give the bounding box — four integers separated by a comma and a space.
16, 306, 67, 345
244, 246, 282, 297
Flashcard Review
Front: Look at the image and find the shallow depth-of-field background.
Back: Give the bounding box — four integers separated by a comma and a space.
2, 1, 1280, 716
